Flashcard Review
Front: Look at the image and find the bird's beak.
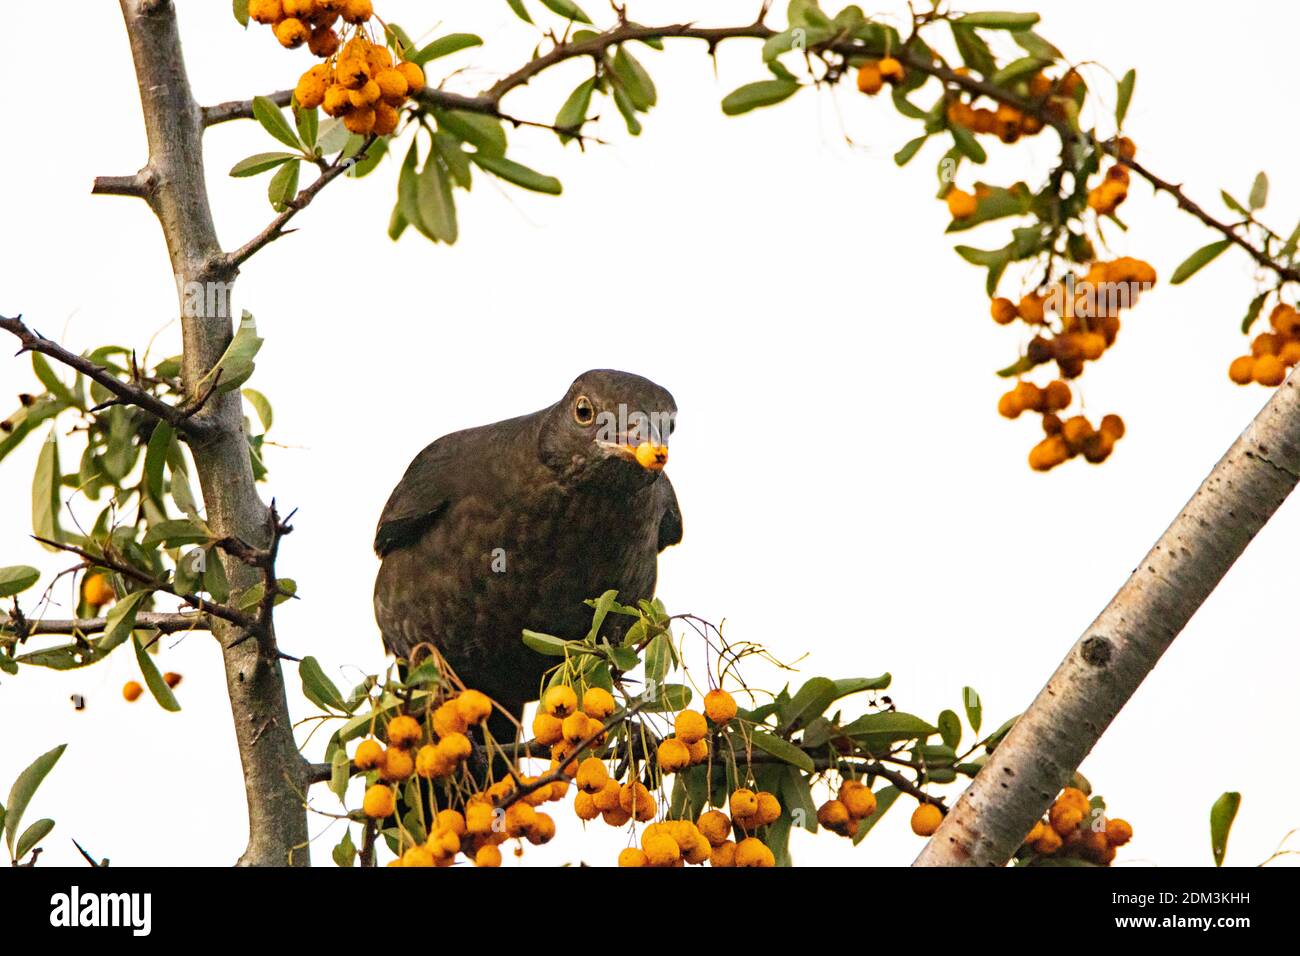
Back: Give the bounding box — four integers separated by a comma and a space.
597, 438, 669, 471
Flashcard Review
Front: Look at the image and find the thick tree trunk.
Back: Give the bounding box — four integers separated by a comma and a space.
915, 375, 1300, 866
116, 0, 309, 866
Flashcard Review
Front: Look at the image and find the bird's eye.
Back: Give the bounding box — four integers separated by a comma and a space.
573, 396, 595, 425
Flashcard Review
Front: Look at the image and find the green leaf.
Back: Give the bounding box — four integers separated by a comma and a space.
938, 709, 962, 749
32, 354, 75, 406
332, 826, 357, 866
504, 0, 532, 23
144, 422, 174, 501
751, 731, 814, 773
232, 0, 249, 27
539, 0, 590, 23
639, 683, 691, 712
721, 79, 799, 116
1249, 171, 1269, 211
300, 656, 347, 712
15, 818, 54, 860
555, 77, 596, 143
612, 47, 656, 111
229, 152, 298, 179
611, 86, 642, 136
433, 109, 507, 159
268, 159, 300, 212
101, 589, 153, 653
1241, 291, 1269, 335
143, 518, 212, 548
962, 686, 982, 734
200, 311, 263, 393
1210, 791, 1240, 866
5, 743, 65, 856
950, 123, 987, 164
1170, 238, 1233, 285
781, 677, 838, 731
894, 134, 928, 167
132, 633, 180, 712
470, 153, 563, 195
521, 629, 570, 656
954, 11, 1040, 29
1115, 69, 1135, 127
0, 565, 39, 599
840, 711, 937, 742
252, 95, 303, 150
416, 155, 458, 243
644, 632, 675, 685
950, 23, 996, 77
242, 389, 273, 432
412, 33, 483, 65
294, 104, 318, 149
991, 56, 1049, 86
32, 430, 61, 549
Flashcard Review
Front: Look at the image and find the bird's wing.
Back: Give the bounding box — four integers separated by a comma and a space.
657, 476, 683, 551
373, 437, 459, 556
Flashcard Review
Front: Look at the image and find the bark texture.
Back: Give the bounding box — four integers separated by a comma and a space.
116, 0, 309, 866
915, 375, 1300, 866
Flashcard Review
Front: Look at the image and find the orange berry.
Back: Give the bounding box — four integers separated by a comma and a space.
362, 784, 395, 818
542, 685, 578, 718
162, 671, 182, 688
432, 701, 467, 738
673, 709, 708, 744
575, 757, 609, 793
573, 791, 600, 821
878, 57, 905, 83
455, 689, 493, 725
561, 712, 590, 744
946, 188, 977, 219
1252, 332, 1281, 357
582, 686, 616, 719
475, 843, 502, 867
435, 731, 472, 763
322, 85, 351, 118
307, 25, 340, 58
122, 681, 143, 703
997, 391, 1023, 420
348, 79, 381, 109
375, 68, 410, 105
729, 788, 758, 822
910, 802, 943, 836
1280, 341, 1300, 367
990, 297, 1018, 325
1253, 353, 1286, 386
856, 61, 883, 95
839, 779, 877, 819
697, 809, 732, 847
1033, 826, 1063, 855
754, 791, 781, 826
703, 688, 737, 724
397, 61, 426, 94
817, 799, 853, 835
618, 847, 649, 867
341, 0, 372, 22
249, 0, 283, 23
84, 573, 115, 607
687, 738, 709, 765
1049, 801, 1085, 836
273, 18, 310, 49
1105, 818, 1133, 847
526, 812, 556, 845
734, 836, 776, 867
465, 801, 494, 835
710, 840, 738, 867
1228, 355, 1255, 385
657, 737, 692, 773
532, 711, 563, 746
379, 746, 414, 782
354, 738, 384, 770
643, 833, 680, 867
1028, 435, 1070, 472
386, 714, 422, 749
436, 809, 466, 836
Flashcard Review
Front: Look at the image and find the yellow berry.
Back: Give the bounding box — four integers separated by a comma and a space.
673, 709, 708, 744
341, 0, 373, 23
642, 833, 680, 867
910, 802, 943, 836
754, 791, 781, 826
703, 689, 737, 724
657, 737, 691, 773
618, 847, 649, 867
379, 746, 413, 782
729, 788, 758, 822
475, 843, 502, 867
84, 573, 115, 607
397, 60, 426, 94
353, 738, 384, 770
582, 686, 616, 719
362, 784, 395, 818
386, 714, 422, 749
542, 685, 578, 718
273, 18, 310, 49
456, 689, 493, 725
734, 836, 775, 867
248, 0, 283, 25
375, 68, 409, 105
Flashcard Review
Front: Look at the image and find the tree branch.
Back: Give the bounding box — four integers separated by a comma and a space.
111, 0, 309, 866
0, 314, 213, 438
915, 374, 1300, 866
1, 610, 212, 639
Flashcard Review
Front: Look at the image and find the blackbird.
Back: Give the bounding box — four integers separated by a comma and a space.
373, 369, 681, 737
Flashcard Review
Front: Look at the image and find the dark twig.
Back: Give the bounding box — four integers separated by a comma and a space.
0, 315, 213, 437
0, 609, 212, 639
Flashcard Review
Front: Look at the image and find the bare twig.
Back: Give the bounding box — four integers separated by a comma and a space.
1, 609, 212, 639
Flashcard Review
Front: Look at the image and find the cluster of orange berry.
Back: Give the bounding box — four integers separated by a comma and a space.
943, 68, 1081, 146
1228, 303, 1300, 387
1022, 787, 1133, 865
816, 778, 880, 838
248, 0, 426, 136
855, 56, 907, 95
990, 256, 1156, 470
1088, 138, 1138, 216
122, 672, 182, 703
618, 797, 779, 868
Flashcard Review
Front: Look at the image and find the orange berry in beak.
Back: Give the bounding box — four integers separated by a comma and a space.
634, 442, 668, 471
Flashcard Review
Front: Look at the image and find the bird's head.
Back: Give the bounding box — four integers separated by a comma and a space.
540, 369, 676, 488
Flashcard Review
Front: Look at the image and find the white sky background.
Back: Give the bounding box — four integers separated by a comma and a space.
1, 0, 1297, 868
